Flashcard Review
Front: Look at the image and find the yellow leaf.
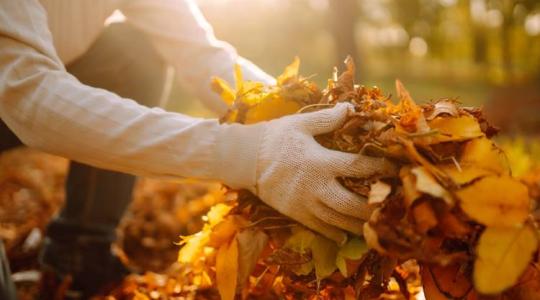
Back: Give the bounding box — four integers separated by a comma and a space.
211, 77, 235, 106
216, 237, 239, 300
206, 203, 233, 227
456, 176, 530, 227
335, 256, 348, 278
474, 225, 539, 294
285, 226, 316, 254
338, 237, 368, 260
336, 237, 368, 277
460, 137, 510, 175
244, 96, 301, 124
311, 235, 339, 280
277, 56, 300, 85
298, 263, 315, 277
427, 115, 483, 143
177, 232, 210, 263
285, 227, 316, 276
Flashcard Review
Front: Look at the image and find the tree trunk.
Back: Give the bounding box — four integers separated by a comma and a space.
328, 0, 363, 81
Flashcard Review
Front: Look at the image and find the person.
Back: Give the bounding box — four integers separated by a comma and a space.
0, 0, 394, 298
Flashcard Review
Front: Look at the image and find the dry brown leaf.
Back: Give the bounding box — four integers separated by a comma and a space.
236, 229, 268, 289
425, 100, 459, 120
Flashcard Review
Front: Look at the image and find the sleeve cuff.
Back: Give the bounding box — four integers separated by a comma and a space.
212, 122, 266, 190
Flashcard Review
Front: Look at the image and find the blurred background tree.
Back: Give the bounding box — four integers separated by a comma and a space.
165, 0, 540, 134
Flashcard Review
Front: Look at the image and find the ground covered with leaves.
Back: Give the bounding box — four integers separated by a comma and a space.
1, 58, 540, 300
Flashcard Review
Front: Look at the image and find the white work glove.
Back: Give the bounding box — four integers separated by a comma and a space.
214, 103, 395, 244
255, 103, 395, 243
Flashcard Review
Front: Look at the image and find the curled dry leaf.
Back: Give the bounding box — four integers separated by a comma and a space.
425, 99, 460, 120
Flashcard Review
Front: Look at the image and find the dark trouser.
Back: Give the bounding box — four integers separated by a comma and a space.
0, 22, 168, 274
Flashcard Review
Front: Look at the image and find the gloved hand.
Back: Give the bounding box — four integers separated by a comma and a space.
213, 103, 395, 243
252, 103, 396, 244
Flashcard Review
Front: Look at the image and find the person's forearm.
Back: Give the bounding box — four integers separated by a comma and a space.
0, 0, 262, 186
120, 0, 275, 116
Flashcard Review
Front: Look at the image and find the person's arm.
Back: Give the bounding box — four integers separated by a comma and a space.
119, 0, 275, 116
0, 0, 395, 244
0, 0, 261, 186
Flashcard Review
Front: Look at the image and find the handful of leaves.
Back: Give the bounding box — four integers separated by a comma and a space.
177, 57, 540, 300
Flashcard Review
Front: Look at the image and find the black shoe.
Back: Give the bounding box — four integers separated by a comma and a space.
39, 237, 131, 299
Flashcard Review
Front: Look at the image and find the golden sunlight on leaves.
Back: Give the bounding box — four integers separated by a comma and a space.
164, 57, 540, 299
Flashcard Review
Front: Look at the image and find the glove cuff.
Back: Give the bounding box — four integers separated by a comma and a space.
212, 122, 266, 190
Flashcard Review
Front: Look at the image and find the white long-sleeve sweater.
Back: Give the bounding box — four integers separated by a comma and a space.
0, 0, 272, 188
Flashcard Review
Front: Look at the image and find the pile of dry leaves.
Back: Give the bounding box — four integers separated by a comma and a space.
109, 57, 539, 300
